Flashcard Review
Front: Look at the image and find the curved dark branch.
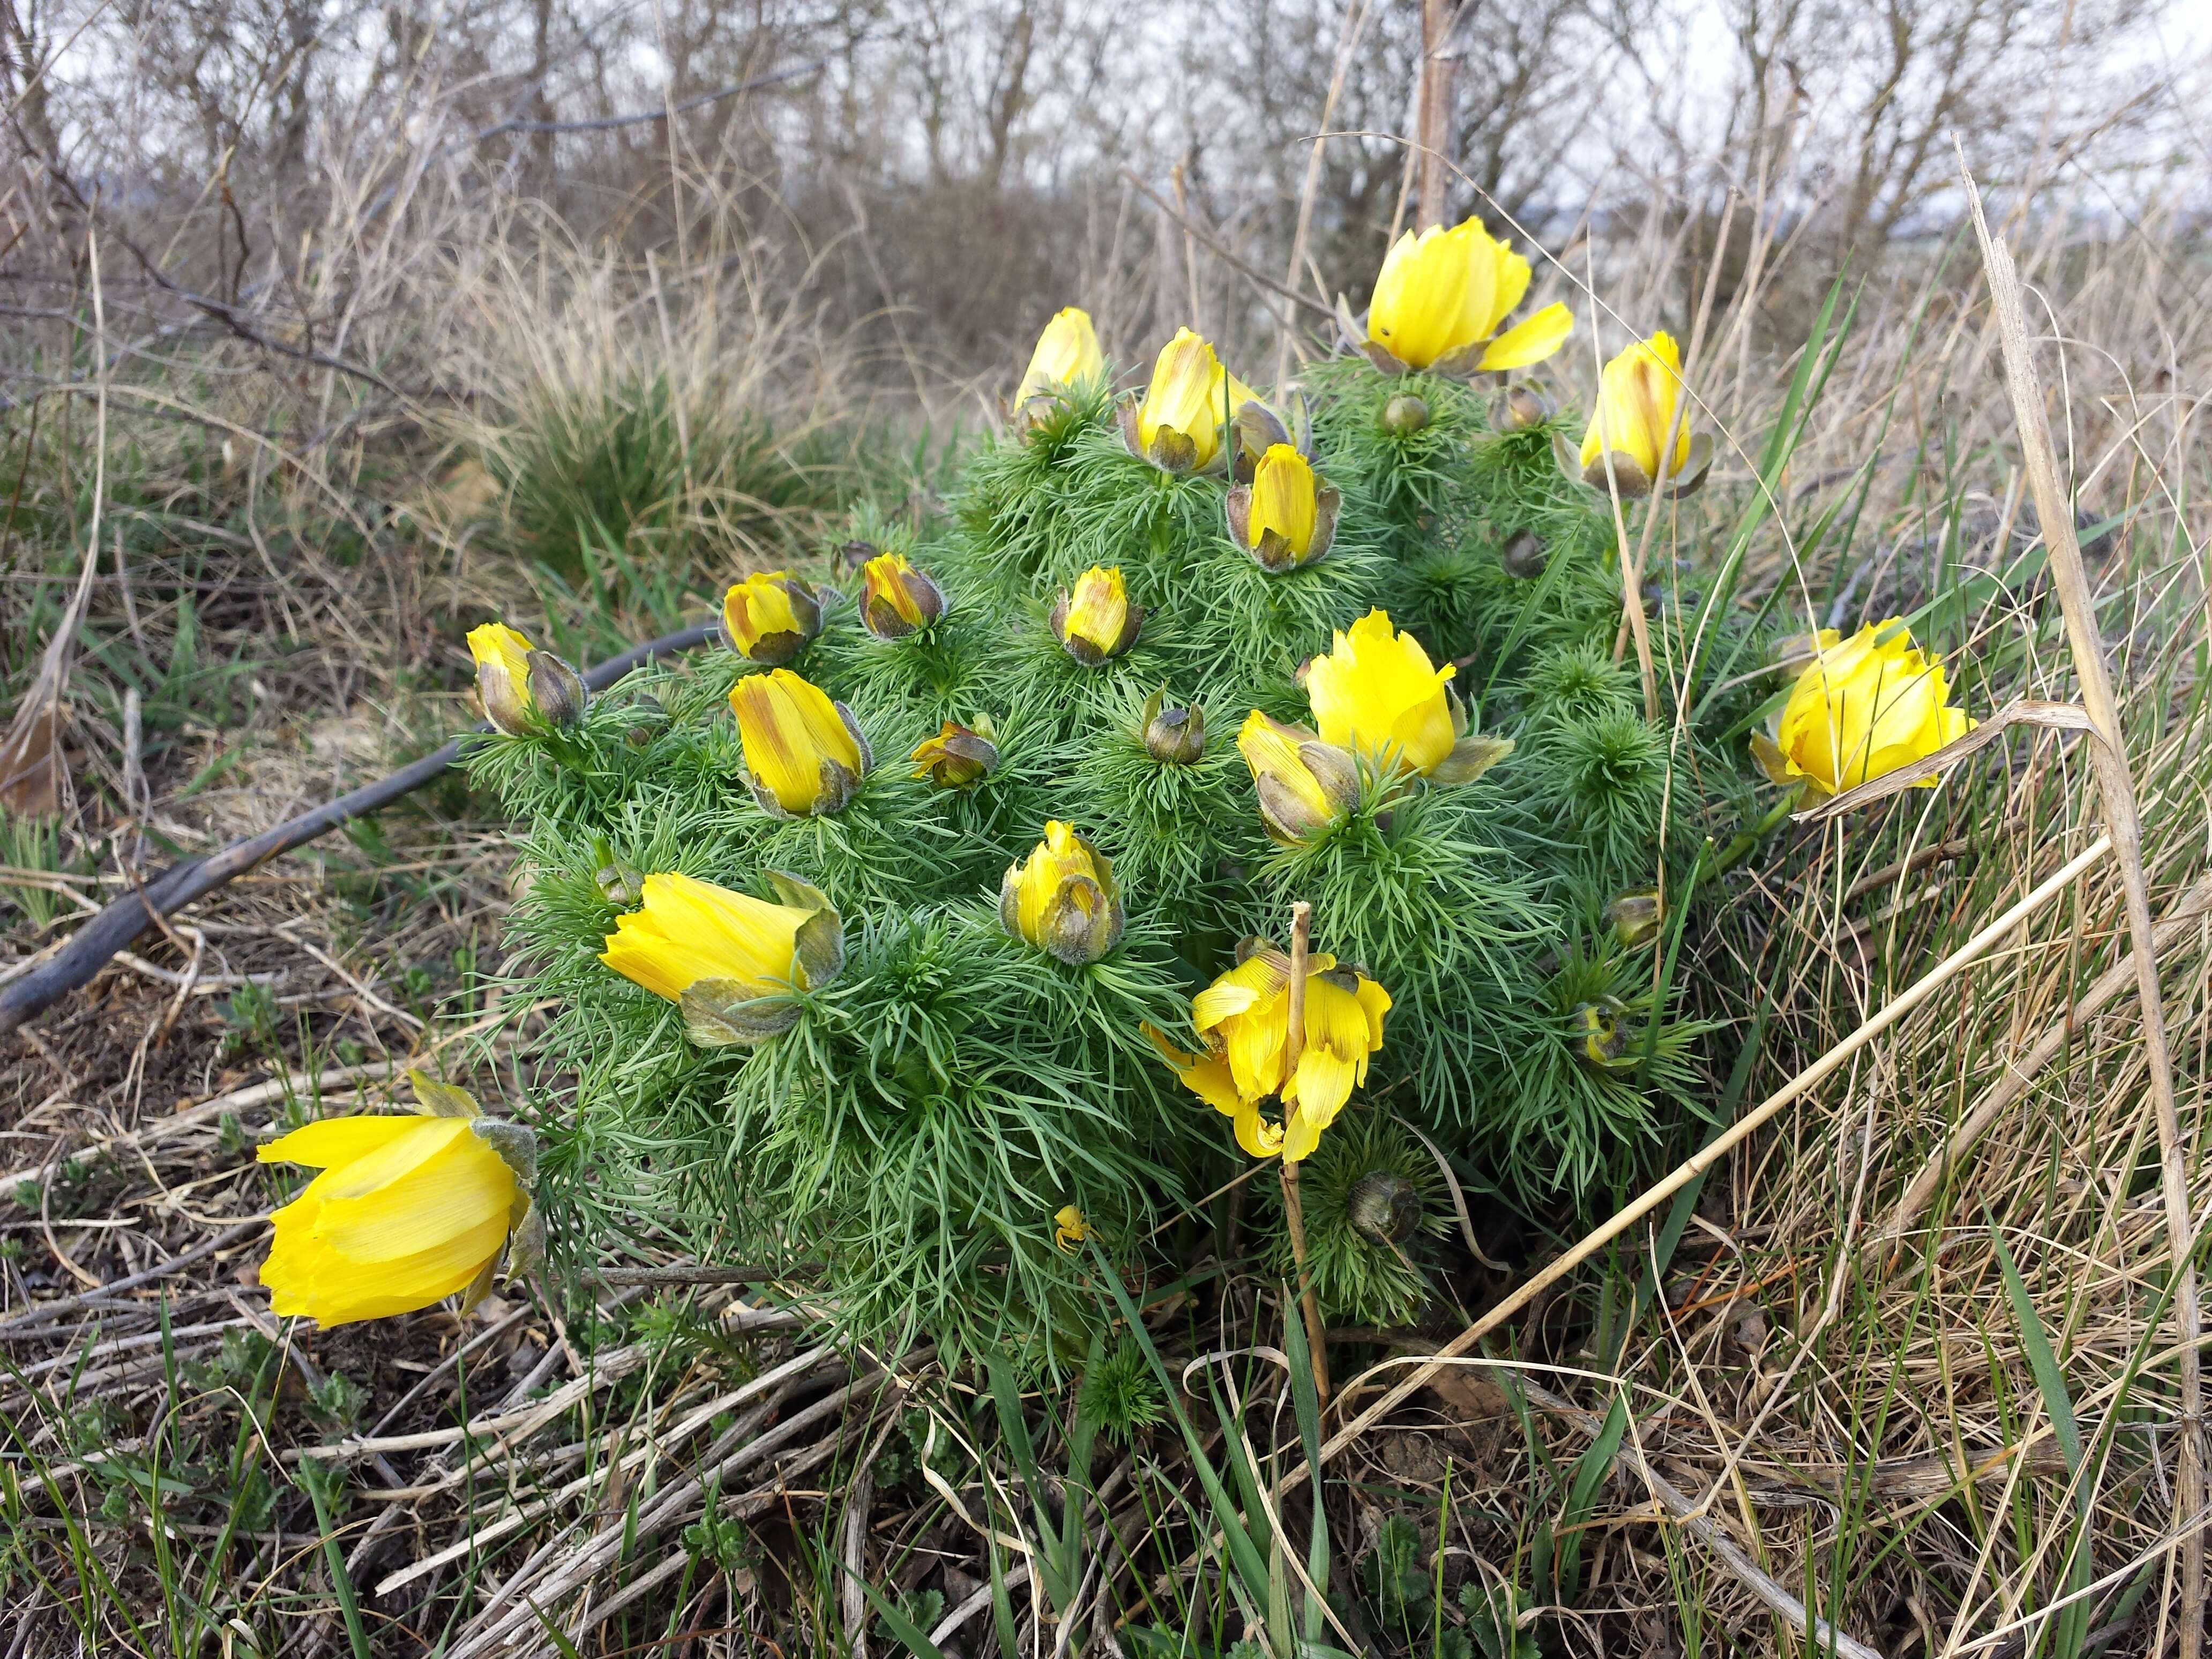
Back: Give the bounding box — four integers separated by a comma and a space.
0, 622, 718, 1037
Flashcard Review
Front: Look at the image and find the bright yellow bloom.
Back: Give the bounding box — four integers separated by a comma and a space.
860, 552, 946, 640
1756, 621, 1975, 802
1151, 945, 1391, 1162
721, 572, 823, 666
1054, 1205, 1092, 1252
1237, 711, 1357, 845
468, 622, 539, 736
1360, 218, 1572, 374
909, 719, 998, 788
729, 669, 870, 816
1579, 332, 1712, 496
1015, 308, 1104, 405
601, 869, 844, 1043
1001, 820, 1124, 965
1230, 445, 1340, 572
1052, 566, 1142, 664
257, 1082, 532, 1327
1120, 327, 1257, 473
1305, 610, 1457, 773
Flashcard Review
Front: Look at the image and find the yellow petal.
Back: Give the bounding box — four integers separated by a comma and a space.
1247, 445, 1318, 558
1369, 223, 1475, 370
1138, 328, 1223, 468
1304, 609, 1457, 774
730, 670, 863, 813
1478, 302, 1573, 371
1016, 307, 1103, 403
1062, 567, 1130, 654
1580, 332, 1688, 478
600, 870, 808, 1002
258, 1114, 435, 1171
311, 1130, 518, 1262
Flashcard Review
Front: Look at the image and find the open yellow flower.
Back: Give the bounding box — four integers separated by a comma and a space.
1118, 328, 1257, 474
1051, 566, 1143, 665
257, 1072, 537, 1327
1236, 711, 1357, 845
721, 572, 823, 666
468, 622, 587, 735
729, 669, 871, 817
1578, 332, 1714, 497
1753, 621, 1975, 802
1303, 610, 1512, 784
1227, 444, 1340, 571
860, 552, 946, 640
1015, 308, 1104, 405
1149, 943, 1391, 1162
601, 869, 844, 1044
1347, 217, 1573, 375
1001, 820, 1124, 965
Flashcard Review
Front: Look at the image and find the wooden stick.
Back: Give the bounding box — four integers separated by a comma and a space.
1278, 901, 1330, 1408
1961, 141, 2203, 1658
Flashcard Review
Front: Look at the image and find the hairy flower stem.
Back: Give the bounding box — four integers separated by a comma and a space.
1279, 901, 1332, 1408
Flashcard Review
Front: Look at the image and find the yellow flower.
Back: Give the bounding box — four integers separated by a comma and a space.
1754, 621, 1975, 802
600, 869, 844, 1044
860, 552, 946, 641
909, 719, 998, 788
1000, 820, 1124, 965
1149, 944, 1392, 1162
1236, 711, 1357, 845
1051, 566, 1143, 666
721, 572, 823, 666
1053, 1205, 1091, 1252
1303, 610, 1512, 785
468, 622, 585, 734
257, 1073, 537, 1327
1228, 444, 1340, 572
1354, 218, 1573, 375
1578, 332, 1714, 497
729, 669, 871, 817
1015, 308, 1104, 405
1119, 327, 1256, 473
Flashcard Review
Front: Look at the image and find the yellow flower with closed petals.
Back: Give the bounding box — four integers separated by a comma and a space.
1578, 332, 1713, 497
468, 622, 539, 736
860, 552, 946, 640
1303, 610, 1511, 786
1148, 944, 1391, 1162
1229, 444, 1340, 571
729, 669, 871, 817
1119, 328, 1257, 474
1051, 566, 1143, 665
721, 572, 823, 666
1015, 308, 1104, 405
1001, 820, 1124, 965
601, 869, 844, 1044
1054, 1205, 1091, 1252
909, 719, 998, 788
1352, 217, 1573, 375
1237, 711, 1357, 845
1753, 621, 1975, 802
257, 1073, 537, 1327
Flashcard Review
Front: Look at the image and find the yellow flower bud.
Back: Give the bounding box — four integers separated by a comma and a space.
256, 1071, 538, 1326
1149, 943, 1391, 1163
1753, 621, 1975, 803
1118, 327, 1257, 474
1015, 307, 1104, 406
1351, 216, 1573, 375
860, 552, 946, 641
600, 869, 844, 1044
909, 719, 999, 788
721, 572, 823, 666
1578, 332, 1714, 498
1236, 711, 1357, 845
467, 622, 540, 736
1226, 444, 1340, 572
729, 669, 871, 817
1000, 820, 1124, 965
1051, 566, 1143, 666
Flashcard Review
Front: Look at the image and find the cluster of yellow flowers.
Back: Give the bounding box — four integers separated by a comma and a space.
264, 212, 1981, 1329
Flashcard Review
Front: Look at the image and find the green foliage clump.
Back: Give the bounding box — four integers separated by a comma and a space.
471, 340, 1778, 1365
